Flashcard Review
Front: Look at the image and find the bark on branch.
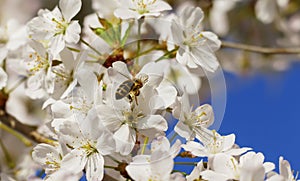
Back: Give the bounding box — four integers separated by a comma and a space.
0, 110, 56, 146
221, 41, 300, 54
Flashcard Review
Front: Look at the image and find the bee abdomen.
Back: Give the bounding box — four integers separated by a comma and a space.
115, 80, 134, 100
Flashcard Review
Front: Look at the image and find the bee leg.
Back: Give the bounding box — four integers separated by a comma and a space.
127, 94, 133, 103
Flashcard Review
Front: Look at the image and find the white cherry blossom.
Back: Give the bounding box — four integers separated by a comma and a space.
255, 0, 289, 24
97, 61, 170, 155
49, 64, 104, 124
27, 0, 82, 56
171, 6, 221, 72
32, 144, 63, 176
174, 92, 214, 141
126, 137, 184, 181
186, 160, 206, 181
160, 60, 202, 95
267, 156, 300, 181
114, 0, 172, 19
201, 152, 275, 181
182, 131, 251, 157
58, 109, 115, 181
0, 19, 27, 53
97, 90, 168, 155
92, 0, 121, 20
209, 0, 240, 36
25, 40, 54, 99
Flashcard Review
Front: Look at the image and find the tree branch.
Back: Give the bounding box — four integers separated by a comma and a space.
221, 41, 300, 54
0, 110, 57, 146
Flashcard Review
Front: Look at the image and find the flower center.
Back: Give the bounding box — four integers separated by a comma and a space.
52, 18, 68, 36
45, 152, 61, 172
27, 52, 49, 75
184, 31, 207, 47
206, 130, 223, 154
132, 0, 157, 14
123, 110, 144, 128
51, 65, 73, 84
81, 142, 98, 157
70, 92, 92, 116
190, 111, 208, 127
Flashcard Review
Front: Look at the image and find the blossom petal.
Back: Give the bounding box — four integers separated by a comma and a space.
201, 31, 222, 51
221, 134, 235, 151
137, 115, 168, 131
151, 151, 174, 179
264, 162, 276, 173
255, 0, 277, 24
114, 8, 140, 19
65, 21, 81, 44
0, 67, 8, 89
169, 139, 182, 158
187, 161, 205, 181
279, 156, 292, 179
51, 100, 72, 118
113, 124, 136, 155
50, 34, 65, 56
210, 153, 238, 179
201, 170, 229, 181
225, 147, 252, 156
58, 121, 84, 147
151, 136, 171, 153
174, 121, 193, 140
96, 105, 123, 132
32, 144, 60, 169
85, 154, 104, 181
61, 149, 87, 174
192, 46, 219, 72
179, 6, 204, 29
59, 0, 82, 22
97, 130, 115, 155
171, 21, 184, 45
182, 141, 207, 157
149, 1, 172, 12
126, 155, 151, 181
59, 48, 75, 71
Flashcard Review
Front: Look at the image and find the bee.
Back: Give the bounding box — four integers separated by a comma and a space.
115, 73, 148, 104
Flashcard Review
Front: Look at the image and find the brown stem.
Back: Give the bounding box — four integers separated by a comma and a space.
221, 41, 300, 54
0, 110, 57, 146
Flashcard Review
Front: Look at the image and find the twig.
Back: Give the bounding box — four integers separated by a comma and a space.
0, 121, 32, 147
0, 110, 57, 146
221, 41, 300, 54
80, 38, 102, 56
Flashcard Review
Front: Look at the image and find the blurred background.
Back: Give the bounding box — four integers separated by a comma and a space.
0, 0, 299, 178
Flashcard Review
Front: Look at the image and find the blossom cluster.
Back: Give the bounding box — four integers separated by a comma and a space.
0, 0, 299, 181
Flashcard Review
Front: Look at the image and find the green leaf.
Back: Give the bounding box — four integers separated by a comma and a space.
121, 21, 134, 47
93, 17, 123, 48
98, 17, 113, 30
91, 27, 114, 46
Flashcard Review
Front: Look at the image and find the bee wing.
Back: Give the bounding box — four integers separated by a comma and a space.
137, 73, 149, 84
107, 61, 132, 83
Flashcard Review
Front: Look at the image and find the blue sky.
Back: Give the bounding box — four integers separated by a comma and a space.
219, 63, 300, 172
171, 62, 300, 175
